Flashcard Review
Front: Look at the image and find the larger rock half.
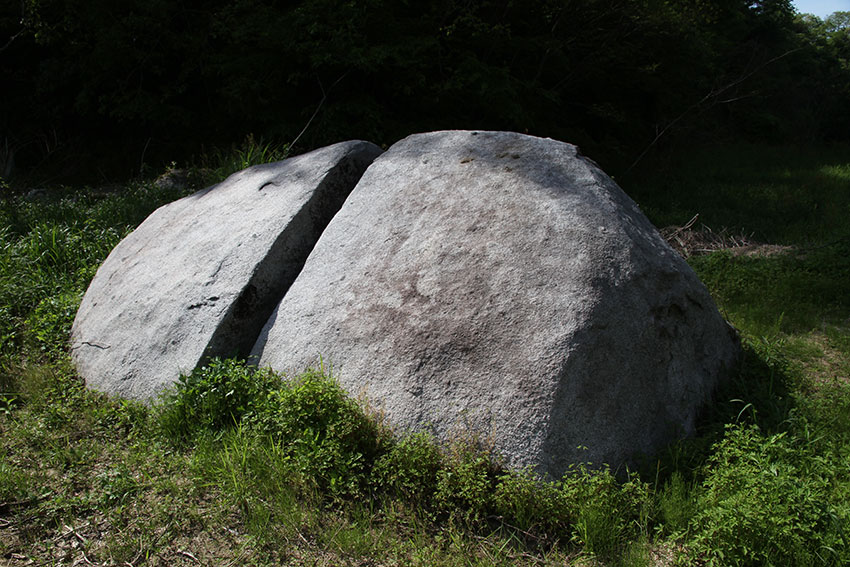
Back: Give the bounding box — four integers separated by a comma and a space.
253, 131, 738, 476
72, 140, 382, 399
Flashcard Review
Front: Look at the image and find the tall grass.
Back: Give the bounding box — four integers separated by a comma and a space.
192, 134, 290, 185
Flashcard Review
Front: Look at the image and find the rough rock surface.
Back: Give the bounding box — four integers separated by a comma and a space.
72, 140, 382, 399
252, 131, 738, 477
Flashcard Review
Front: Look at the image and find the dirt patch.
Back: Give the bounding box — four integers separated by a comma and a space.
794, 331, 850, 390
1, 500, 260, 567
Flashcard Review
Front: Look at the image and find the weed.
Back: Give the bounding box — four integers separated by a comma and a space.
688, 423, 849, 566
97, 463, 143, 508
192, 134, 290, 185
156, 358, 279, 442
559, 464, 653, 561
434, 439, 498, 523
251, 368, 390, 498
373, 432, 442, 503
492, 467, 566, 538
24, 290, 81, 359
656, 471, 696, 536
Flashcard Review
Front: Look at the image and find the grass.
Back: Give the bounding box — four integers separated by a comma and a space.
1, 142, 849, 565
190, 134, 290, 186
625, 142, 850, 245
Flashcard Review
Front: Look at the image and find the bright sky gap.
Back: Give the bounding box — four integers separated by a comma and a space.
792, 0, 850, 19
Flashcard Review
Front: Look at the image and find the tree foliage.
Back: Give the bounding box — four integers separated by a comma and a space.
2, 0, 849, 182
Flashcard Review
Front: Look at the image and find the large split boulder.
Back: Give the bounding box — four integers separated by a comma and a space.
252, 131, 738, 476
71, 140, 382, 399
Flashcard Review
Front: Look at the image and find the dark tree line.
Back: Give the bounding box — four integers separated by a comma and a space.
1, 0, 849, 183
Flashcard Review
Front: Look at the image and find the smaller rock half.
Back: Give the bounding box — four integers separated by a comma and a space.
253, 130, 738, 477
72, 140, 382, 399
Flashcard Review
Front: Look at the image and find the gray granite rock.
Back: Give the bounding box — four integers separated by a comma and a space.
252, 131, 738, 476
71, 141, 382, 399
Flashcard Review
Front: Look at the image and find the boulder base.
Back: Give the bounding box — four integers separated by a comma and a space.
71, 141, 382, 399
252, 131, 738, 476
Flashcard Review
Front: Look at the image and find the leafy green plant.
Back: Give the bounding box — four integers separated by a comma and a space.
492, 467, 567, 537
688, 423, 848, 566
251, 369, 389, 498
162, 361, 390, 498
24, 290, 82, 359
156, 358, 279, 442
372, 431, 442, 502
434, 438, 499, 523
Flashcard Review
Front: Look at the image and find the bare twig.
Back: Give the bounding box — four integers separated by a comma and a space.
0, 29, 24, 54
177, 550, 200, 563
660, 216, 770, 258
676, 214, 700, 233
626, 48, 803, 174
55, 522, 90, 543
288, 71, 351, 151
139, 137, 152, 177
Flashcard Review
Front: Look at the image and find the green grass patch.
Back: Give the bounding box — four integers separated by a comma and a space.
625, 143, 850, 245
688, 244, 849, 336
